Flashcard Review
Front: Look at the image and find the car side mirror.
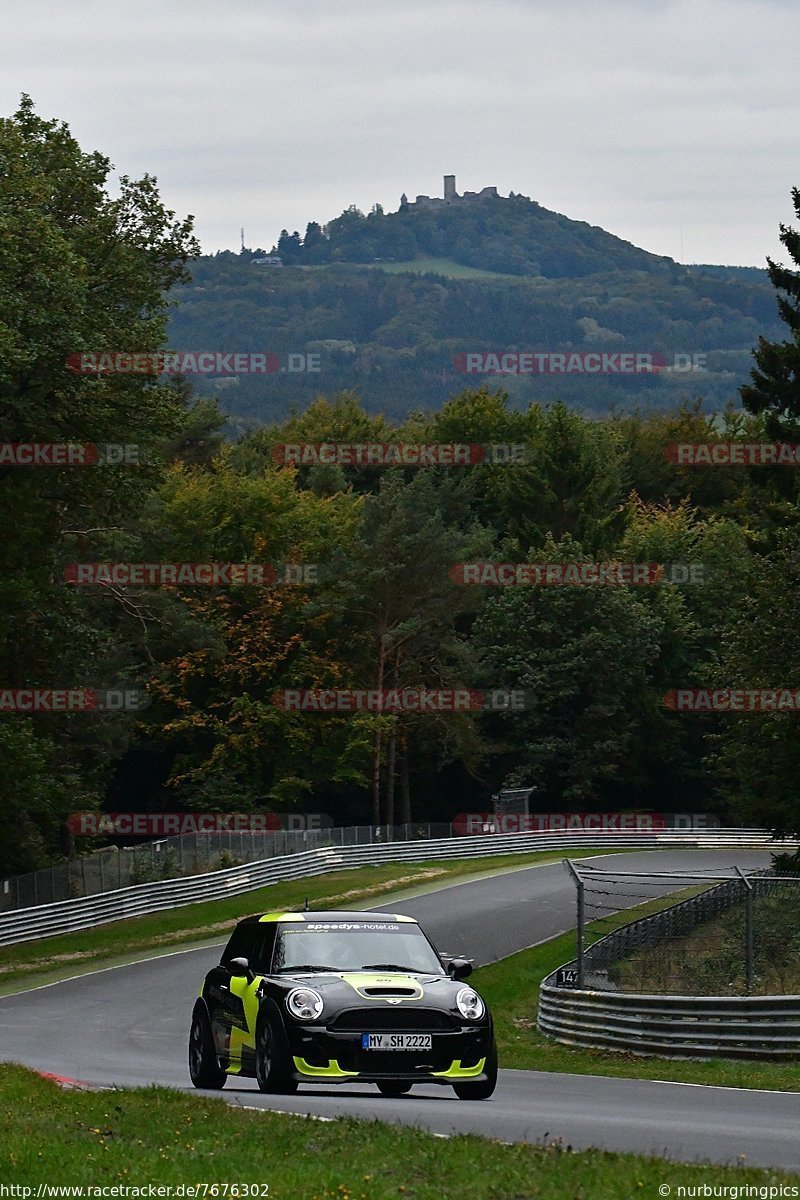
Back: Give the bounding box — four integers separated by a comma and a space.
446, 958, 473, 981
228, 956, 255, 982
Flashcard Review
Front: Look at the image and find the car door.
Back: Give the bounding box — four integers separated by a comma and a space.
226, 925, 276, 1072
206, 925, 258, 1068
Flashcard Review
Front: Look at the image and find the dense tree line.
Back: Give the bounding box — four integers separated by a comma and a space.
1, 102, 799, 874
171, 249, 783, 426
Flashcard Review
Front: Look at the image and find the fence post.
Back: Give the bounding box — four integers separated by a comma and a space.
735, 867, 755, 993
565, 859, 585, 988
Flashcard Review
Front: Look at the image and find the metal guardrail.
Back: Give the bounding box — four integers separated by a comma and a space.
538, 985, 800, 1059
0, 826, 792, 948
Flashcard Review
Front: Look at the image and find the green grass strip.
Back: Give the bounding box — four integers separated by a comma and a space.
1, 1065, 797, 1193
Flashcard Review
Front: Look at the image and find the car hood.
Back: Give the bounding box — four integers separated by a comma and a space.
273, 970, 463, 1005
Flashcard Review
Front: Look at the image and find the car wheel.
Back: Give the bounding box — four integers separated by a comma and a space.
376, 1081, 412, 1097
189, 1002, 226, 1090
452, 1040, 498, 1101
255, 1012, 298, 1094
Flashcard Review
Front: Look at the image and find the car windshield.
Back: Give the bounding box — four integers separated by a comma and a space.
272, 920, 444, 975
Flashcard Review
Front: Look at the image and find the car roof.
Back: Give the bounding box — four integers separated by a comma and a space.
237, 910, 418, 925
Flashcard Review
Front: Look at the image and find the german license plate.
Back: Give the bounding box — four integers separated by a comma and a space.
361, 1033, 432, 1050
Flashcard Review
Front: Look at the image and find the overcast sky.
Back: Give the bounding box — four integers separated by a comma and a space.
2, 0, 798, 267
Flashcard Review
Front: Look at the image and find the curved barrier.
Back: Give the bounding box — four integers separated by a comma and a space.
0, 827, 793, 948
538, 981, 800, 1059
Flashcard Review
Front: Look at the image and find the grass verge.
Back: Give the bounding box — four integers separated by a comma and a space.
0, 849, 615, 995
474, 894, 800, 1091
1, 1065, 797, 1194
321, 254, 532, 279
361, 256, 532, 281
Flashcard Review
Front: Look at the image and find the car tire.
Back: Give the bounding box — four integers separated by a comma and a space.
189, 1002, 226, 1090
452, 1039, 498, 1101
255, 1011, 298, 1094
376, 1081, 412, 1097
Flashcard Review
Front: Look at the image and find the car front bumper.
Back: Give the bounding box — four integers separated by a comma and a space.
286, 1024, 492, 1084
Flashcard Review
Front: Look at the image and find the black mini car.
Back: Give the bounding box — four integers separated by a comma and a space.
189, 910, 497, 1099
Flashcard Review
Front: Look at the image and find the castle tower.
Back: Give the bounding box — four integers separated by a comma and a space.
443, 174, 456, 202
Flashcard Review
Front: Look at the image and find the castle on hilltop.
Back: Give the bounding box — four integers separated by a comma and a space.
400, 175, 508, 209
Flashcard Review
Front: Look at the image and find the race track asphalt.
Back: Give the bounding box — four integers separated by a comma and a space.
2, 848, 798, 1170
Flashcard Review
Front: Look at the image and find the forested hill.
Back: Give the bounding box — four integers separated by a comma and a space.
168, 194, 782, 430
269, 192, 674, 278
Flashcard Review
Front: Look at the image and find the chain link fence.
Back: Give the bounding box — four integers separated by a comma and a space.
0, 823, 455, 913
564, 862, 800, 996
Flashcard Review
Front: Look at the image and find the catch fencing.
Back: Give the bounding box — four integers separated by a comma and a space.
539, 863, 800, 1058
0, 826, 793, 949
562, 862, 800, 993
0, 823, 453, 913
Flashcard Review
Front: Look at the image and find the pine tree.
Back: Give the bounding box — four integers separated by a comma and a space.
741, 187, 800, 436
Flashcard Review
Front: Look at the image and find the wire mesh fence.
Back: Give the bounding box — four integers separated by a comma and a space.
564, 861, 800, 996
0, 822, 455, 913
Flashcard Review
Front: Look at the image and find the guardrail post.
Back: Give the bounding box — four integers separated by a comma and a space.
564, 859, 585, 988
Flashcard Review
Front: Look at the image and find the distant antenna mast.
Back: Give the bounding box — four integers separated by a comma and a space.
241, 227, 245, 253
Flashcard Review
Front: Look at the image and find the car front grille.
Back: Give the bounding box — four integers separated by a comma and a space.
338, 1048, 455, 1075
329, 1007, 456, 1032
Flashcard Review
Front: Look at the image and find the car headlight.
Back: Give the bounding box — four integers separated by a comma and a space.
286, 987, 324, 1021
456, 987, 485, 1021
